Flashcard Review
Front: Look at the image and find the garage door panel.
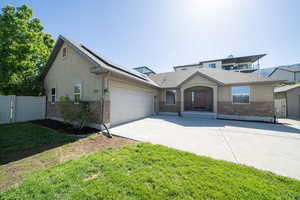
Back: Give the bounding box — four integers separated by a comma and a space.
111, 86, 154, 126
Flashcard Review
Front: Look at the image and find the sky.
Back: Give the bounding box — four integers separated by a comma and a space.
1, 0, 299, 73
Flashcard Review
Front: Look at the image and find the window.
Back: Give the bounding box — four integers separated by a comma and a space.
232, 86, 250, 104
62, 47, 67, 57
166, 89, 176, 105
192, 91, 195, 103
73, 83, 81, 103
208, 63, 216, 68
222, 65, 233, 70
51, 88, 56, 104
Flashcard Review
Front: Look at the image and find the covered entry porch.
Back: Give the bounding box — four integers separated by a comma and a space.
184, 86, 213, 112
180, 84, 218, 113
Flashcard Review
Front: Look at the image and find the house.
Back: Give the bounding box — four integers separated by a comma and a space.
274, 83, 300, 118
42, 35, 282, 129
173, 54, 266, 73
268, 64, 300, 83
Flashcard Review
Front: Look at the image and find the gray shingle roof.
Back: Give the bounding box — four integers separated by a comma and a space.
285, 66, 300, 72
42, 35, 159, 87
274, 83, 300, 93
268, 63, 300, 77
149, 68, 282, 88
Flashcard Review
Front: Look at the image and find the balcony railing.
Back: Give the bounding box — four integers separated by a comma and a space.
222, 64, 259, 71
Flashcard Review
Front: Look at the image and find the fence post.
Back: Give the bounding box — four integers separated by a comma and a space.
42, 96, 47, 119
10, 95, 16, 123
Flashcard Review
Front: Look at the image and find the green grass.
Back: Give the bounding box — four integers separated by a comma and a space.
1, 143, 300, 200
0, 123, 134, 192
0, 123, 77, 164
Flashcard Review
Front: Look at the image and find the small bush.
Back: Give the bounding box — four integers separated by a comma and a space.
58, 95, 91, 129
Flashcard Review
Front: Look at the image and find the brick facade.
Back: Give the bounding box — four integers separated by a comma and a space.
102, 101, 110, 123
46, 101, 110, 124
159, 101, 181, 112
218, 101, 274, 117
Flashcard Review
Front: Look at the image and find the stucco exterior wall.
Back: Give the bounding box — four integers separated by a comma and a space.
295, 72, 300, 82
270, 70, 294, 83
159, 88, 181, 112
286, 87, 300, 118
109, 75, 158, 94
218, 86, 231, 102
202, 61, 222, 70
218, 84, 274, 102
44, 43, 103, 102
181, 74, 218, 88
217, 84, 275, 117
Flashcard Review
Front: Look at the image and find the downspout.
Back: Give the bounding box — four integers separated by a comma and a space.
101, 71, 112, 138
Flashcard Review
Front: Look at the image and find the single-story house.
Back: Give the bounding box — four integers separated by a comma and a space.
268, 65, 300, 83
274, 83, 300, 118
42, 35, 283, 129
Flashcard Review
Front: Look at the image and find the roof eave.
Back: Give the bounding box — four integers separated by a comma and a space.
225, 80, 285, 86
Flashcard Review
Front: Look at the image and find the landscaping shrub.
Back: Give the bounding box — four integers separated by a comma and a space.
58, 95, 91, 130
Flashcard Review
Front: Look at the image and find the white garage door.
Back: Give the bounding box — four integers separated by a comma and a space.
111, 86, 154, 126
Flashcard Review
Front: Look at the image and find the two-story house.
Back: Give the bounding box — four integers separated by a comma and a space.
173, 54, 266, 73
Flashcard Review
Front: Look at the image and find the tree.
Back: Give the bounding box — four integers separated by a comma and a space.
0, 4, 54, 95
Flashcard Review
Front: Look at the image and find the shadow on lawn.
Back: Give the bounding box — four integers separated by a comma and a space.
153, 115, 300, 135
0, 121, 93, 165
0, 141, 79, 165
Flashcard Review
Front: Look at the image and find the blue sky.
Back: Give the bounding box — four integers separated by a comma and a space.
1, 0, 299, 73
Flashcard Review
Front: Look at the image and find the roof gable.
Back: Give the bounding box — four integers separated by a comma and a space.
149, 68, 283, 88
41, 35, 159, 87
178, 71, 223, 87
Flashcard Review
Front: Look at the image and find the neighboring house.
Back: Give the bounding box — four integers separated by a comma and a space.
133, 66, 156, 75
274, 83, 300, 118
268, 65, 300, 83
173, 54, 266, 73
42, 35, 282, 129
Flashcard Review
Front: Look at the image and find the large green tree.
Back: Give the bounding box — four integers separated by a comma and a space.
0, 4, 54, 95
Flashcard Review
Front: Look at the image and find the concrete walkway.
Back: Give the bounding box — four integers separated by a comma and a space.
110, 115, 300, 180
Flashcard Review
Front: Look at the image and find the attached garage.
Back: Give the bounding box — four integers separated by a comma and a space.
110, 81, 156, 126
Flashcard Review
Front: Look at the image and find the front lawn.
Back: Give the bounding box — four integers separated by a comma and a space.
2, 143, 300, 200
0, 123, 135, 191
0, 123, 77, 164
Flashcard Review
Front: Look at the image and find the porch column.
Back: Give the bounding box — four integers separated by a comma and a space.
180, 88, 184, 112
213, 86, 218, 113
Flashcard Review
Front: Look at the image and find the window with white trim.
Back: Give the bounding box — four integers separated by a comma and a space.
51, 88, 56, 104
62, 47, 67, 58
73, 83, 81, 103
232, 86, 250, 104
166, 89, 176, 105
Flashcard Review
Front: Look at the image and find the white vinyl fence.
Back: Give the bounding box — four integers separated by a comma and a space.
0, 96, 46, 125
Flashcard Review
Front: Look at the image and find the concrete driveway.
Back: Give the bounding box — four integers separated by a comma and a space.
110, 115, 300, 180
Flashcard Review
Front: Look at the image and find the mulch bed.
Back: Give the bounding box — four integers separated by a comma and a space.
31, 119, 100, 135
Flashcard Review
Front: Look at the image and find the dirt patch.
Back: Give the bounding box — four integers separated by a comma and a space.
31, 119, 100, 135
0, 135, 136, 192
